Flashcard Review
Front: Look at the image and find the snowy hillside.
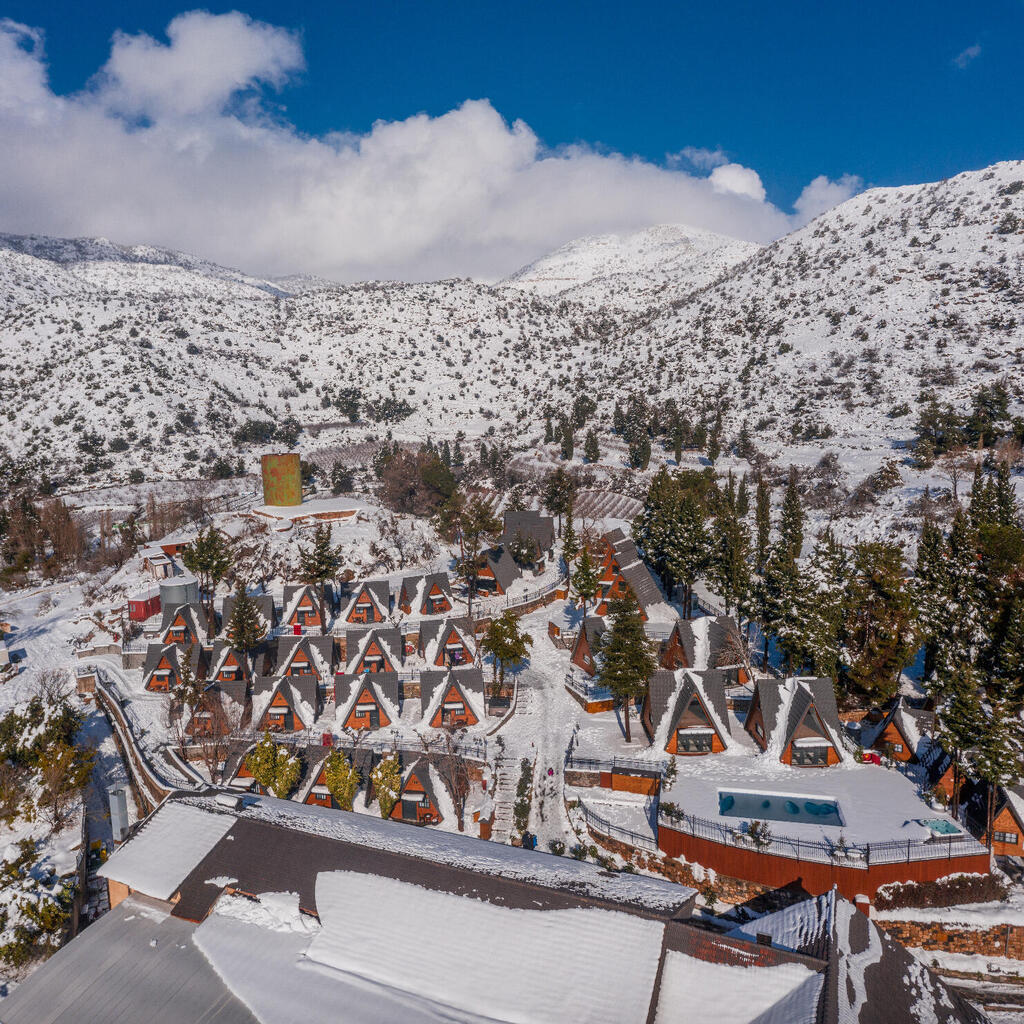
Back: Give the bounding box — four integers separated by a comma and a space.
502, 223, 759, 308
1, 160, 1022, 495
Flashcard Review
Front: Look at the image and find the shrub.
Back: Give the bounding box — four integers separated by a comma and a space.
548, 839, 565, 856
875, 873, 1008, 910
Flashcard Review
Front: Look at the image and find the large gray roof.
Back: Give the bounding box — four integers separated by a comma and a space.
501, 509, 555, 553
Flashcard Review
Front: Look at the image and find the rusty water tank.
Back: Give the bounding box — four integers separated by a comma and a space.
261, 453, 302, 507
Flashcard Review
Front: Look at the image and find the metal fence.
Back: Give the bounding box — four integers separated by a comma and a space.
657, 807, 988, 869
474, 577, 565, 618
565, 752, 667, 777
577, 797, 660, 853
563, 672, 612, 703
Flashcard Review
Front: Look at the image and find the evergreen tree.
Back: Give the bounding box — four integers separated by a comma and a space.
561, 500, 579, 569
975, 680, 1024, 850
842, 542, 918, 700
936, 663, 984, 816
559, 415, 574, 460
671, 420, 684, 464
612, 401, 625, 435
453, 439, 464, 468
596, 594, 657, 743
245, 732, 301, 798
297, 522, 342, 631
663, 493, 709, 619
583, 429, 600, 463
371, 754, 401, 818
993, 462, 1020, 527
543, 467, 577, 537
628, 433, 652, 470
710, 503, 750, 617
572, 546, 600, 616
440, 440, 452, 468
795, 531, 848, 677
323, 750, 360, 811
754, 474, 771, 573
544, 416, 554, 444
914, 517, 948, 684
182, 526, 231, 627
480, 610, 533, 691
735, 473, 750, 518
757, 542, 803, 671
779, 466, 804, 560
225, 582, 267, 684
176, 643, 204, 718
993, 595, 1024, 702
455, 496, 502, 619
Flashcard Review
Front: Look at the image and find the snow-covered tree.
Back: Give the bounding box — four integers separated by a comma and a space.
371, 754, 401, 818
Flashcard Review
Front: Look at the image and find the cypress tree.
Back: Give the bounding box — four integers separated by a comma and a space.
182, 526, 232, 628
583, 429, 600, 463
559, 415, 574, 461
612, 402, 625, 435
736, 473, 750, 518
779, 466, 804, 560
572, 546, 600, 617
975, 680, 1024, 850
596, 594, 657, 743
754, 474, 771, 573
711, 503, 750, 618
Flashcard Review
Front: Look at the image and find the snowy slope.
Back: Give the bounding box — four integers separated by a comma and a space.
1, 160, 1022, 493
502, 223, 759, 308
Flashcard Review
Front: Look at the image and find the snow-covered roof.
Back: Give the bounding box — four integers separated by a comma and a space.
334, 671, 401, 726
398, 572, 453, 615
752, 677, 847, 763
97, 802, 234, 901
274, 635, 334, 678
418, 616, 476, 666
420, 667, 486, 726
339, 579, 391, 622
251, 674, 319, 730
647, 668, 732, 750
281, 584, 321, 625
344, 626, 403, 674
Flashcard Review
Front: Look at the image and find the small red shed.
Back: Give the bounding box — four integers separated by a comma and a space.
128, 586, 161, 623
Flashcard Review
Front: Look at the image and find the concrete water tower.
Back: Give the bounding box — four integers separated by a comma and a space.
261, 453, 302, 507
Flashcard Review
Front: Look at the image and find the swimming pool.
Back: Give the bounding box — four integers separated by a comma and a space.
718, 790, 844, 827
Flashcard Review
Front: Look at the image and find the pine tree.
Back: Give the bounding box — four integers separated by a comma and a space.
710, 503, 750, 617
297, 522, 342, 631
371, 754, 401, 818
914, 517, 948, 685
992, 595, 1024, 703
572, 546, 600, 616
543, 467, 576, 537
176, 644, 204, 716
544, 416, 554, 444
612, 401, 625, 435
795, 530, 848, 677
842, 542, 918, 700
440, 440, 452, 468
993, 462, 1020, 527
757, 543, 803, 672
754, 474, 771, 573
672, 420, 684, 464
456, 496, 502, 620
662, 493, 709, 619
225, 582, 267, 684
245, 732, 301, 798
583, 429, 600, 463
936, 663, 984, 816
628, 434, 651, 470
323, 750, 360, 811
561, 501, 579, 570
559, 415, 574, 460
975, 681, 1024, 850
735, 473, 750, 518
779, 466, 804, 561
182, 526, 232, 628
597, 594, 657, 743
480, 610, 533, 691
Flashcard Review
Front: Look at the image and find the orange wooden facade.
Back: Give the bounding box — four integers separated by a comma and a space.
343, 684, 392, 731
428, 683, 478, 729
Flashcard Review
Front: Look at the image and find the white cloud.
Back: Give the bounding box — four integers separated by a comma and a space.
793, 173, 864, 222
708, 162, 767, 203
671, 146, 728, 170
0, 13, 861, 281
953, 44, 981, 70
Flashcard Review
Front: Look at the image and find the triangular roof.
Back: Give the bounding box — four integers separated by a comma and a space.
420, 667, 486, 726
483, 547, 521, 592
339, 580, 391, 622
419, 617, 476, 665
647, 669, 731, 750
863, 696, 934, 760
205, 641, 249, 681
398, 573, 454, 615
142, 642, 204, 687
159, 602, 212, 642
399, 758, 440, 814
275, 635, 336, 678
282, 584, 324, 624
334, 671, 401, 727
345, 627, 404, 674
251, 673, 319, 730
750, 677, 846, 762
501, 510, 555, 554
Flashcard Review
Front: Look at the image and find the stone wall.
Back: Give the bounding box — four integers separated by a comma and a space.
879, 919, 1024, 959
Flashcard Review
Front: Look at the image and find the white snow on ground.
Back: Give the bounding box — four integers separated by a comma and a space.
97, 803, 234, 900
910, 948, 1024, 978
308, 870, 664, 1024
654, 951, 821, 1024
875, 884, 1024, 929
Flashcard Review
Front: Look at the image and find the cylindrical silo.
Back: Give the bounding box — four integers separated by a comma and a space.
261, 453, 302, 507
160, 570, 200, 609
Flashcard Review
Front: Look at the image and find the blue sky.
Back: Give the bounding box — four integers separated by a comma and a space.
0, 2, 1021, 278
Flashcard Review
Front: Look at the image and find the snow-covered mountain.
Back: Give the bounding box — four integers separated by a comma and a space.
503, 223, 759, 308
1, 160, 1022, 493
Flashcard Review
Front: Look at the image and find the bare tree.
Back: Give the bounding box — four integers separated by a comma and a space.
29, 668, 71, 704
433, 729, 472, 832
937, 447, 976, 502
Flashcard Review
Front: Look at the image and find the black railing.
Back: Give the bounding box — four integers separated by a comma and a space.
577, 798, 659, 853
657, 806, 987, 868
565, 753, 666, 777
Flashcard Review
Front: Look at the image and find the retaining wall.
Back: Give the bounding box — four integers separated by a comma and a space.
878, 919, 1024, 959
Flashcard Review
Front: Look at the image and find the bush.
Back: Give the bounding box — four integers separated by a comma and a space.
547, 839, 565, 856
128, 469, 145, 484
875, 872, 1008, 911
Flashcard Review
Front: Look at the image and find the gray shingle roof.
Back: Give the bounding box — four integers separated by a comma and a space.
501, 510, 555, 554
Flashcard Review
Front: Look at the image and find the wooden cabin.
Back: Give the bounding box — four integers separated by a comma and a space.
570, 617, 605, 677
644, 669, 731, 755
391, 760, 443, 825
745, 677, 845, 766
340, 581, 391, 625
335, 672, 399, 732
418, 618, 476, 668
398, 574, 454, 616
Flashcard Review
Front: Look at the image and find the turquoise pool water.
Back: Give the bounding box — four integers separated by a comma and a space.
920, 818, 961, 835
718, 790, 844, 827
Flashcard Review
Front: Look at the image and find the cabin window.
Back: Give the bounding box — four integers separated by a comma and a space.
994, 831, 1019, 845
419, 795, 431, 809
892, 743, 903, 753
791, 744, 831, 766
676, 729, 713, 753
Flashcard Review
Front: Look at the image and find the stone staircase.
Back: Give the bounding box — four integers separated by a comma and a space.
490, 757, 520, 845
